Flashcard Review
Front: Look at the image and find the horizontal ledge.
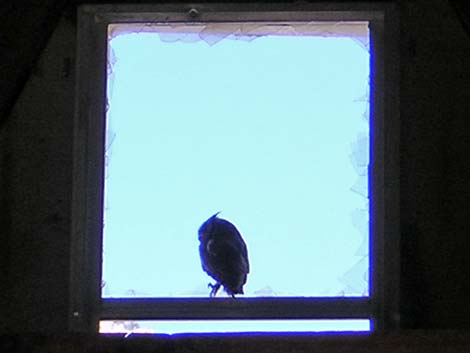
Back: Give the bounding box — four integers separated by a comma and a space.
82, 3, 389, 23
100, 297, 372, 320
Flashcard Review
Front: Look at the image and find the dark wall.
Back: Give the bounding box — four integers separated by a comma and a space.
0, 17, 76, 333
0, 0, 469, 333
399, 0, 470, 328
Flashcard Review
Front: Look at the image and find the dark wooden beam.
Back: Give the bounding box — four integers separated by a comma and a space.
0, 0, 70, 128
450, 0, 470, 38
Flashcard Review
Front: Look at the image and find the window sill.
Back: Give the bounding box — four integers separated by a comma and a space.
2, 331, 470, 353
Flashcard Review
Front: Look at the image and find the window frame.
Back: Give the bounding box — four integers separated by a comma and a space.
69, 2, 400, 333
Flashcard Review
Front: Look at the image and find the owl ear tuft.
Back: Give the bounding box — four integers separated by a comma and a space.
210, 211, 221, 220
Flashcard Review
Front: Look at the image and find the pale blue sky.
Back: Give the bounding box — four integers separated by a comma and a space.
102, 26, 370, 299
100, 319, 370, 334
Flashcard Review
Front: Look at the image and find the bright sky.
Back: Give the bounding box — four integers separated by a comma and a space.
102, 24, 370, 300
100, 319, 370, 334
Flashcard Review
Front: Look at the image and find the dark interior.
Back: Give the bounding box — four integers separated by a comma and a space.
1, 0, 469, 351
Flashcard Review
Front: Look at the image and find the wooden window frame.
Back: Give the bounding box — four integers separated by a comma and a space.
69, 2, 400, 333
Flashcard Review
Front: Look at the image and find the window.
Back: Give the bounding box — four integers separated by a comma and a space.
70, 3, 400, 334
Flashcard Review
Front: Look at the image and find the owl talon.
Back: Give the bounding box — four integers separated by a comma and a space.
208, 282, 221, 297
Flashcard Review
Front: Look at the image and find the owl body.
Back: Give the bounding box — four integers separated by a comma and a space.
198, 213, 249, 297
